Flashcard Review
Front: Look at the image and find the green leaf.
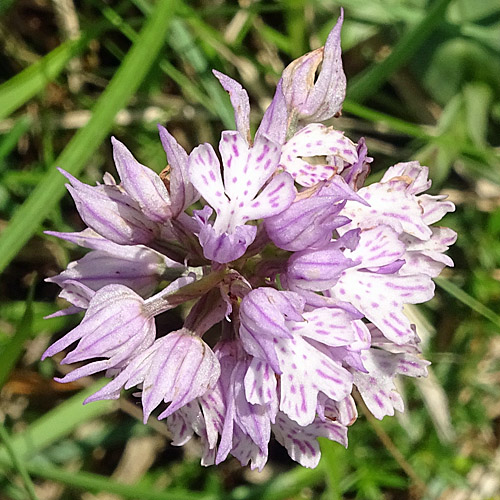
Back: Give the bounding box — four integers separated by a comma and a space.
347, 0, 454, 103
0, 0, 178, 274
463, 82, 493, 147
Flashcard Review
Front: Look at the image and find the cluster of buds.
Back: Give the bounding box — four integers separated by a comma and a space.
44, 12, 456, 469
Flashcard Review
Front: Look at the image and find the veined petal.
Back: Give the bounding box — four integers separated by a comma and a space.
195, 213, 257, 264
381, 161, 431, 194
158, 125, 199, 215
240, 135, 282, 200
353, 348, 429, 419
47, 245, 182, 297
345, 225, 406, 270
112, 137, 172, 222
281, 11, 346, 123
42, 284, 156, 382
244, 358, 278, 419
255, 79, 288, 146
61, 169, 159, 245
287, 243, 356, 291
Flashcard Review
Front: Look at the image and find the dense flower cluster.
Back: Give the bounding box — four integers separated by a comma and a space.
44, 12, 456, 469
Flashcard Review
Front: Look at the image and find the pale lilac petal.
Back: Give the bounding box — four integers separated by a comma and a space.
265, 194, 349, 251
239, 288, 305, 372
381, 161, 431, 194
273, 411, 348, 468
42, 285, 156, 380
45, 228, 125, 252
353, 348, 429, 419
61, 169, 159, 246
56, 279, 95, 309
287, 243, 356, 291
280, 124, 357, 187
277, 336, 353, 426
342, 179, 433, 240
328, 395, 358, 426
419, 194, 456, 224
333, 271, 434, 344
194, 210, 257, 264
400, 227, 457, 277
347, 226, 406, 270
47, 246, 179, 297
240, 135, 282, 200
291, 307, 357, 347
112, 137, 172, 222
244, 358, 278, 420
219, 131, 251, 200
231, 425, 268, 471
342, 137, 373, 190
213, 70, 251, 143
240, 172, 295, 221
153, 334, 220, 420
301, 11, 346, 121
188, 143, 227, 211
158, 125, 200, 215
166, 400, 201, 446
240, 288, 305, 338
265, 176, 364, 252
255, 79, 288, 145
281, 11, 346, 123
233, 361, 271, 454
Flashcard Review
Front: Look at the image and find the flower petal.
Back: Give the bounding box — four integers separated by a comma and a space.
112, 137, 172, 222
213, 70, 251, 143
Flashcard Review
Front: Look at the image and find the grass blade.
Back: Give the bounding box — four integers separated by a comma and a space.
435, 277, 500, 330
0, 37, 90, 121
0, 424, 39, 500
0, 276, 36, 388
0, 0, 177, 274
24, 463, 214, 500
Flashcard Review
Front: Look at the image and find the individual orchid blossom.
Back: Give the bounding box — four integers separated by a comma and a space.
43, 11, 456, 470
188, 132, 296, 263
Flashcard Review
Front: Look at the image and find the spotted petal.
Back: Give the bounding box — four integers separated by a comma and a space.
277, 335, 353, 426
273, 411, 348, 468
281, 124, 358, 187
188, 143, 227, 211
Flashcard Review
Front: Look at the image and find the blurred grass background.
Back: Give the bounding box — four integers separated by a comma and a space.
0, 0, 500, 498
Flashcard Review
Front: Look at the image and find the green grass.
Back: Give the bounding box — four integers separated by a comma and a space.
1, 0, 500, 499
